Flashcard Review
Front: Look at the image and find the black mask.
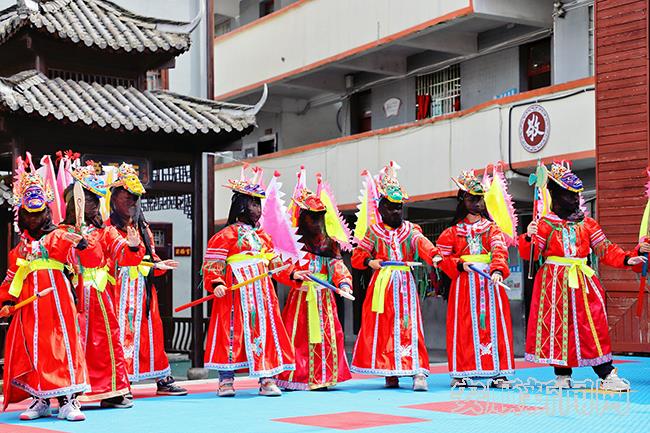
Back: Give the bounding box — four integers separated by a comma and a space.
549, 182, 583, 222
378, 198, 403, 229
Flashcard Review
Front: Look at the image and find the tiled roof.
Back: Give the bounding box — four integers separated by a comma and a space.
0, 0, 195, 54
0, 70, 258, 135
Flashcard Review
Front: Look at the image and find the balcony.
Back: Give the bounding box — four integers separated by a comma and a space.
213, 78, 595, 222
213, 0, 553, 101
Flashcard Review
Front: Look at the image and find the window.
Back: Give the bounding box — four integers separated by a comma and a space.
588, 5, 594, 76
47, 69, 136, 87
258, 136, 277, 156
415, 64, 461, 119
215, 17, 232, 36
146, 70, 169, 91
523, 38, 551, 91
260, 0, 275, 17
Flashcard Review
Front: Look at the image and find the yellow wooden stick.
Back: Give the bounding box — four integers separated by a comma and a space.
12, 287, 54, 311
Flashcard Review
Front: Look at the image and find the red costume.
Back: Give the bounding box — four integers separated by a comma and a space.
107, 221, 171, 381
1, 230, 89, 409
73, 224, 142, 400
276, 252, 352, 389
437, 218, 514, 378
351, 221, 438, 376
519, 214, 633, 367
202, 222, 295, 377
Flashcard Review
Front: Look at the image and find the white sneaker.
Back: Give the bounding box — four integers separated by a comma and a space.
600, 368, 630, 392
20, 398, 51, 420
57, 397, 86, 421
259, 379, 282, 397
553, 375, 572, 389
412, 374, 428, 392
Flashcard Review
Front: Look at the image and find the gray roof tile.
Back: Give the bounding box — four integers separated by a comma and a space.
0, 70, 257, 135
0, 0, 192, 54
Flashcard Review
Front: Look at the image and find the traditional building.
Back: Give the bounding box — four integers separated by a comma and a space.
0, 0, 261, 368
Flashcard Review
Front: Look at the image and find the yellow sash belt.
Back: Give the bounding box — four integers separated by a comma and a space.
302, 272, 327, 344
10, 258, 65, 298
546, 256, 595, 289
226, 252, 274, 265
83, 266, 114, 292
460, 254, 491, 264
128, 263, 152, 280
372, 265, 410, 314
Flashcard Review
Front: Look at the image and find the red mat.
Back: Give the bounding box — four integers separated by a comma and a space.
273, 411, 428, 430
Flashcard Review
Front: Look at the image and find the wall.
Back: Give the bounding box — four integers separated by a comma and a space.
213, 0, 472, 97
280, 102, 342, 150
553, 4, 591, 84
145, 209, 194, 317
371, 77, 416, 130
460, 47, 520, 108
120, 0, 207, 99
213, 81, 596, 220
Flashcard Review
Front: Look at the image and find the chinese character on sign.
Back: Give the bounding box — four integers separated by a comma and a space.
174, 247, 192, 257
518, 104, 550, 153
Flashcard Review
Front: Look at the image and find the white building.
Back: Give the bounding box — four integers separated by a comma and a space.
211, 0, 597, 355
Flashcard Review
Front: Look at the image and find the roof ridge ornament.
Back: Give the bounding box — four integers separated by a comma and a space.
16, 0, 39, 14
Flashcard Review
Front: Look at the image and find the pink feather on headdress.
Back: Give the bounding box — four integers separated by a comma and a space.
37, 155, 64, 224
261, 172, 306, 264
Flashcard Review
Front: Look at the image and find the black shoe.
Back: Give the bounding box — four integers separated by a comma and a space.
100, 395, 134, 409
156, 376, 188, 396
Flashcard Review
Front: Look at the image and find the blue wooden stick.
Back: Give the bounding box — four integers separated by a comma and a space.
380, 261, 423, 267
467, 264, 510, 291
306, 274, 355, 300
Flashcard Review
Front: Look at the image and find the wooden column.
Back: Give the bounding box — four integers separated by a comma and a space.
190, 151, 205, 367
595, 0, 650, 352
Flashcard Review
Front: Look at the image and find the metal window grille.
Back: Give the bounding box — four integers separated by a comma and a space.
47, 68, 136, 88
588, 5, 594, 76
415, 64, 461, 118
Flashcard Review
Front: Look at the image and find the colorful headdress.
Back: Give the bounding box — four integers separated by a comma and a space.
548, 160, 583, 193
110, 163, 146, 196
292, 188, 326, 212
224, 163, 265, 198
12, 155, 54, 213
287, 167, 352, 251
451, 170, 487, 196
376, 161, 408, 203
71, 162, 106, 197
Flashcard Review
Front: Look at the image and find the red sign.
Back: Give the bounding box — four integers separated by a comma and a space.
174, 246, 191, 257
519, 104, 550, 153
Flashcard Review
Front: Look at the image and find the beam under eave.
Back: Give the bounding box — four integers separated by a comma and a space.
283, 74, 346, 93
398, 30, 478, 55
473, 0, 553, 28
335, 54, 407, 77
